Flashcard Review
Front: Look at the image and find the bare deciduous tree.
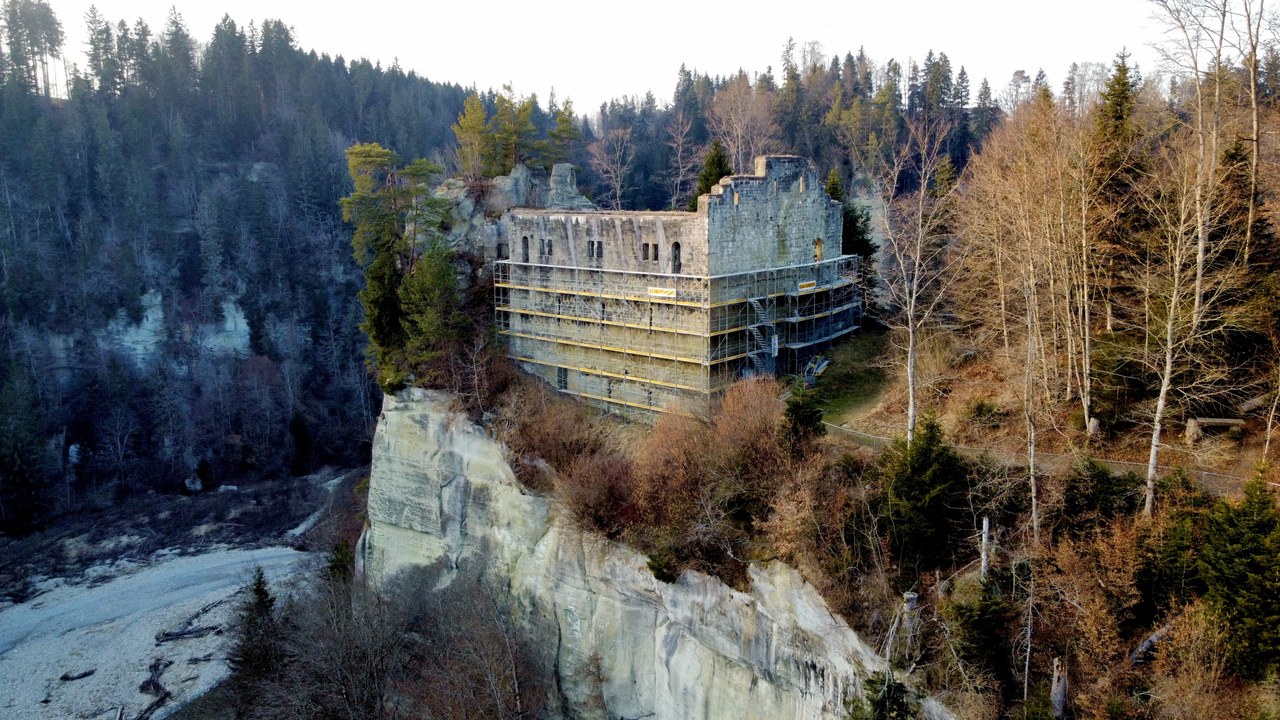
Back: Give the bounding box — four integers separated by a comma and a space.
865, 118, 964, 443
707, 72, 778, 173
587, 128, 634, 210
664, 110, 700, 210
1133, 134, 1247, 516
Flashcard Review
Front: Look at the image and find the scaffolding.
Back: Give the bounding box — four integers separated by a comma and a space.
494, 256, 860, 418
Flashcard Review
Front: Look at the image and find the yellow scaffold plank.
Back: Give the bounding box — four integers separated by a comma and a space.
511, 355, 708, 393
501, 330, 751, 368
495, 305, 711, 338
560, 388, 698, 419
500, 330, 708, 365
495, 282, 709, 309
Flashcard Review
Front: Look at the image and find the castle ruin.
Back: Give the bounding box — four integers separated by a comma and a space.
493, 156, 860, 419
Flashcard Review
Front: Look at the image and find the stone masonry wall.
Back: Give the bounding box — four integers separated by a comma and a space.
501, 211, 709, 276
703, 156, 844, 276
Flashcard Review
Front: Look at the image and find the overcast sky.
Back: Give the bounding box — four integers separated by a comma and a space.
57, 0, 1168, 111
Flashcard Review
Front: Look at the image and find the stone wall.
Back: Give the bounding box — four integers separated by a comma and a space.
362, 389, 953, 720
703, 156, 844, 276
501, 211, 709, 276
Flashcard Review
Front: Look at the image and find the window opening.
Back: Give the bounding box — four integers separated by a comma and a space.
671, 242, 682, 273
521, 236, 529, 262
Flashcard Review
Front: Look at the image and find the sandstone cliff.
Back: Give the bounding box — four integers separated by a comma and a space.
362, 389, 946, 719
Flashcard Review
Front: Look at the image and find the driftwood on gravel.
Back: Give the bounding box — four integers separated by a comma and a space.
154, 597, 229, 645
134, 658, 173, 720
58, 668, 96, 681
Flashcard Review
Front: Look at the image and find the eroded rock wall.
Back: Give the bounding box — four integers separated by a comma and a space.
363, 389, 894, 720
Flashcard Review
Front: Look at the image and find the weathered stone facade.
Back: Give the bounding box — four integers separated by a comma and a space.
494, 156, 860, 418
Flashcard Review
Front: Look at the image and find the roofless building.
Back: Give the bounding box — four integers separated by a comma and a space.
494, 156, 860, 419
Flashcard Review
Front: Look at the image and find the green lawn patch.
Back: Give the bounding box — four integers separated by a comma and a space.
815, 331, 889, 425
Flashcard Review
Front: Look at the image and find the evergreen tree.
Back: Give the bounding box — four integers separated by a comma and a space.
825, 168, 845, 202
228, 566, 281, 717
451, 92, 490, 181
544, 97, 580, 169
342, 144, 459, 392
488, 84, 536, 175
0, 364, 49, 534
782, 387, 825, 455
687, 139, 732, 211
1200, 477, 1280, 679
877, 418, 969, 571
970, 78, 997, 147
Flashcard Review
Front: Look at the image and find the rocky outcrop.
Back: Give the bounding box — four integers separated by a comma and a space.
362, 389, 950, 720
434, 163, 596, 264
547, 163, 597, 211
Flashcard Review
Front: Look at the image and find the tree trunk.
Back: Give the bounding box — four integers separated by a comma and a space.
1145, 337, 1175, 517
906, 323, 918, 444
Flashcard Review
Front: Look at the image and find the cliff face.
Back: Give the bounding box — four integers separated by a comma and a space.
363, 389, 918, 720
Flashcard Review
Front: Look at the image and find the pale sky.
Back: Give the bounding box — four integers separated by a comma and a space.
55, 0, 1167, 112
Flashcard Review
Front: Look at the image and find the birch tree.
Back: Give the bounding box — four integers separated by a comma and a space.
665, 110, 700, 209
1134, 134, 1247, 516
587, 128, 634, 210
866, 118, 964, 443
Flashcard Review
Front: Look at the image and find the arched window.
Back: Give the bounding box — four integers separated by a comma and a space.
496, 242, 508, 260
814, 237, 824, 262
521, 236, 529, 263
671, 242, 682, 273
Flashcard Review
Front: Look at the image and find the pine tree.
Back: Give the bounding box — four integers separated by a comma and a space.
544, 97, 580, 169
488, 84, 536, 175
971, 78, 997, 147
687, 139, 732, 211
343, 144, 459, 392
228, 566, 281, 717
877, 418, 969, 571
825, 168, 845, 202
452, 92, 489, 181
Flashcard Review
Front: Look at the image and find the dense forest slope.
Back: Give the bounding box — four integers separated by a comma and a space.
0, 9, 474, 532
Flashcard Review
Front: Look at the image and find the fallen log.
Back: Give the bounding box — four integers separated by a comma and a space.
134, 658, 173, 720
155, 625, 220, 644
59, 668, 96, 682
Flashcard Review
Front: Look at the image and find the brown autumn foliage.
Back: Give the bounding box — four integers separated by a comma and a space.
556, 450, 637, 539
1148, 601, 1241, 720
1041, 519, 1145, 717
496, 380, 608, 492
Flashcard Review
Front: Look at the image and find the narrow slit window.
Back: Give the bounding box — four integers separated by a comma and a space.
521, 236, 529, 262
671, 242, 682, 273
642, 243, 650, 261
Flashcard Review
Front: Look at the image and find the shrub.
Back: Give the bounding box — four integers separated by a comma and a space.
845, 671, 916, 720
964, 398, 1005, 428
1058, 458, 1142, 537
557, 451, 636, 539
782, 387, 826, 454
